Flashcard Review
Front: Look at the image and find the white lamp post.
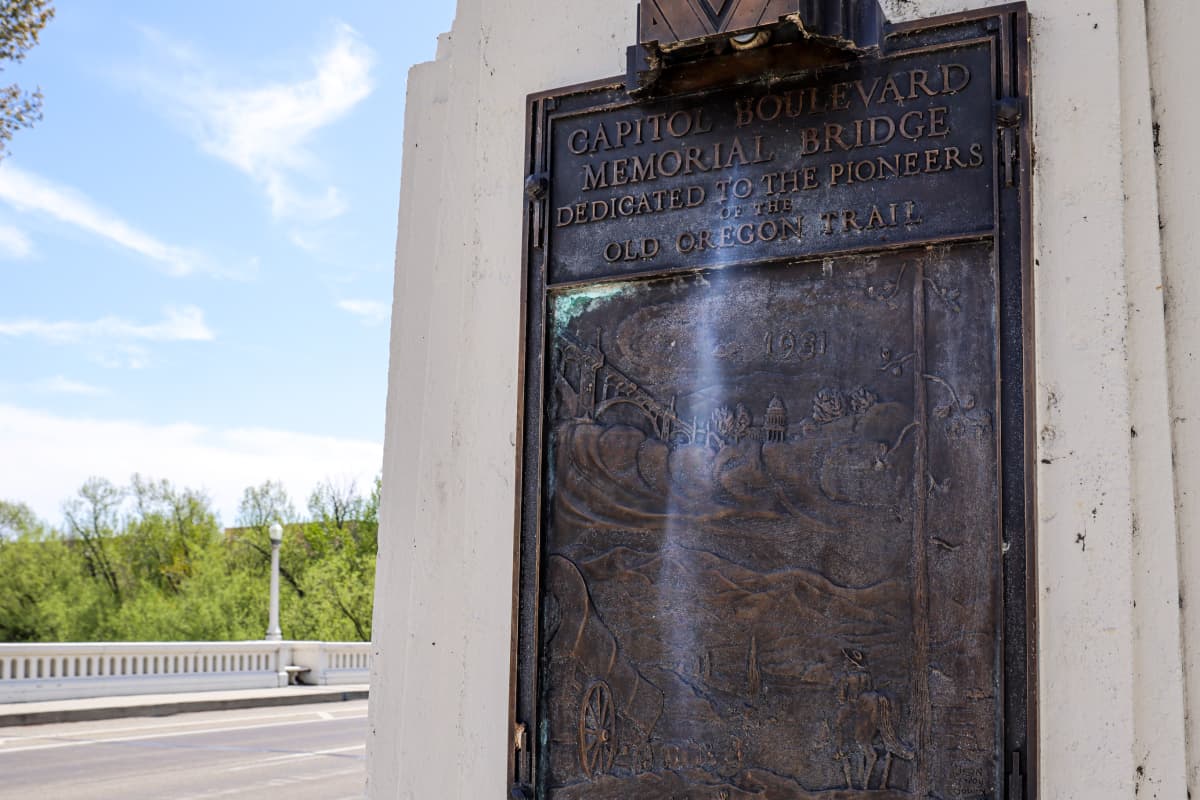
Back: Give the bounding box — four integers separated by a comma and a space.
266, 522, 283, 641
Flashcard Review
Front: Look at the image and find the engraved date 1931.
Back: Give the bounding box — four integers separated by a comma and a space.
764, 329, 828, 360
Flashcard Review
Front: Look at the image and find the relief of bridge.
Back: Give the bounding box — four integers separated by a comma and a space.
556, 332, 698, 444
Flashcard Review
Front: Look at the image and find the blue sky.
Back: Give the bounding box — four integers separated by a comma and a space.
0, 2, 456, 525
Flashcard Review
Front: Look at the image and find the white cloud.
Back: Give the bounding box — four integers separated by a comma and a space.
287, 229, 321, 253
33, 376, 108, 396
0, 164, 199, 276
0, 306, 215, 344
91, 345, 150, 371
337, 298, 389, 326
151, 23, 374, 222
0, 405, 381, 526
0, 223, 33, 258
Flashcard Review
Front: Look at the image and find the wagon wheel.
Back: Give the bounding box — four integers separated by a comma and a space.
578, 680, 616, 779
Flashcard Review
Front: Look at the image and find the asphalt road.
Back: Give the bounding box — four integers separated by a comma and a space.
0, 700, 367, 799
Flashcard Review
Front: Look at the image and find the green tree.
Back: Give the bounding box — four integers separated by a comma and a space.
0, 498, 41, 539
0, 473, 381, 644
126, 475, 220, 594
364, 474, 381, 527
63, 477, 124, 604
0, 500, 107, 642
234, 480, 304, 598
307, 478, 365, 535
294, 545, 375, 641
0, 532, 75, 641
0, 501, 56, 639
285, 477, 379, 641
237, 480, 297, 534
0, 0, 53, 157
96, 476, 240, 641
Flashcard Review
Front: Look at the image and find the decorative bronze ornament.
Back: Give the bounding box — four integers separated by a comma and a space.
512, 4, 1035, 799
629, 0, 887, 96
638, 0, 885, 48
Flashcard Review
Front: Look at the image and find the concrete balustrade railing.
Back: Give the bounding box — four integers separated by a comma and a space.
0, 641, 371, 703
289, 641, 372, 686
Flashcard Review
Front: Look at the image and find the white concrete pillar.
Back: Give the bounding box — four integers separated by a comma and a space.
1144, 0, 1200, 792
368, 1, 1200, 797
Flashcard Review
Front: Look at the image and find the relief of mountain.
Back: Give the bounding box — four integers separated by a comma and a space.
577, 545, 911, 694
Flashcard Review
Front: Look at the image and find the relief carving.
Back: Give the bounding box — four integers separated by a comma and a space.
578, 680, 617, 779
878, 349, 916, 377
866, 262, 912, 306
833, 649, 915, 790
537, 249, 999, 798
926, 375, 993, 441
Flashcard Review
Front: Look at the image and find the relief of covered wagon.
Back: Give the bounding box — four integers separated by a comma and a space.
543, 555, 664, 781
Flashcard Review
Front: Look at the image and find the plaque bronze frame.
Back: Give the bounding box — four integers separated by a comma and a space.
510, 4, 1034, 798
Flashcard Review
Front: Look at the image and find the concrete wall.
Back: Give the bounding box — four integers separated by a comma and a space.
367, 1, 1200, 797
0, 641, 370, 702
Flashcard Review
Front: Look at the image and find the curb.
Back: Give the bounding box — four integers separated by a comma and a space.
0, 688, 369, 727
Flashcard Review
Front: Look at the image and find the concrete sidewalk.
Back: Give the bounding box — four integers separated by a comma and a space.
0, 684, 369, 727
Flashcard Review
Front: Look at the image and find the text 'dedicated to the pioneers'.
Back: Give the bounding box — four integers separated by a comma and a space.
546, 44, 995, 284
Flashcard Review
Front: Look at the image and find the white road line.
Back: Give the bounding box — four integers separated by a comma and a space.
170, 766, 364, 799
220, 743, 365, 773
0, 705, 365, 743
0, 714, 367, 755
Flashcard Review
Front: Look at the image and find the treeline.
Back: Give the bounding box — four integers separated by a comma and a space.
0, 476, 378, 643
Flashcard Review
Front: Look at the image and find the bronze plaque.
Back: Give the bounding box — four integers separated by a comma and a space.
512, 6, 1033, 799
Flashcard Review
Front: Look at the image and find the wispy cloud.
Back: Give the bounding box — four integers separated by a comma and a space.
94, 345, 151, 371
0, 306, 215, 344
144, 23, 374, 222
0, 404, 381, 525
33, 376, 108, 396
0, 223, 32, 258
0, 164, 199, 276
288, 229, 321, 253
337, 299, 389, 326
